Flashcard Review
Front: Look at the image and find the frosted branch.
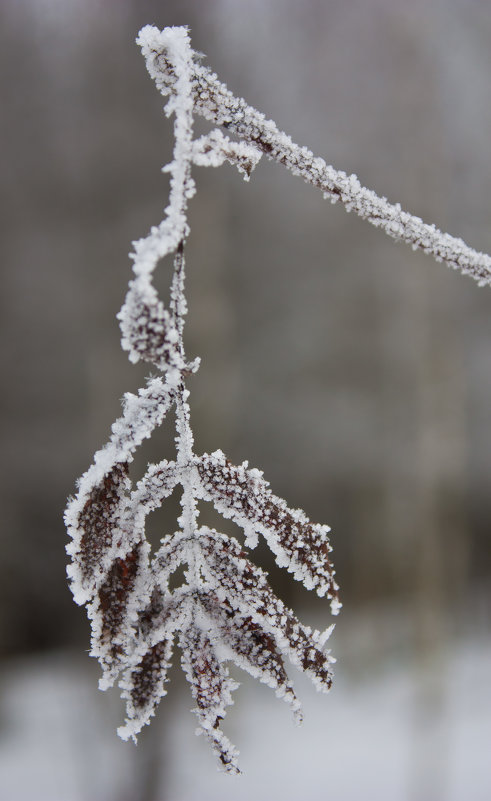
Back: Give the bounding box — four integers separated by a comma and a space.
141, 25, 491, 288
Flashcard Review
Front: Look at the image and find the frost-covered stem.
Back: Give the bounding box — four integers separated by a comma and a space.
144, 36, 491, 288
170, 241, 187, 345
133, 30, 196, 273
175, 383, 202, 585
175, 384, 197, 524
118, 27, 198, 369
170, 240, 202, 581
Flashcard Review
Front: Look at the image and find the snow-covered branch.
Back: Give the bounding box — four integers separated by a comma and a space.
141, 24, 491, 288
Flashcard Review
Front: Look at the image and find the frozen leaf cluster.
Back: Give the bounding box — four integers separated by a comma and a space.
65, 26, 339, 773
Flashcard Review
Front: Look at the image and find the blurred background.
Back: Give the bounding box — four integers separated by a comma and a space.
0, 0, 490, 799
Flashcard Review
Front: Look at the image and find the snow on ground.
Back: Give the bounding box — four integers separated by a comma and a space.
0, 609, 489, 801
